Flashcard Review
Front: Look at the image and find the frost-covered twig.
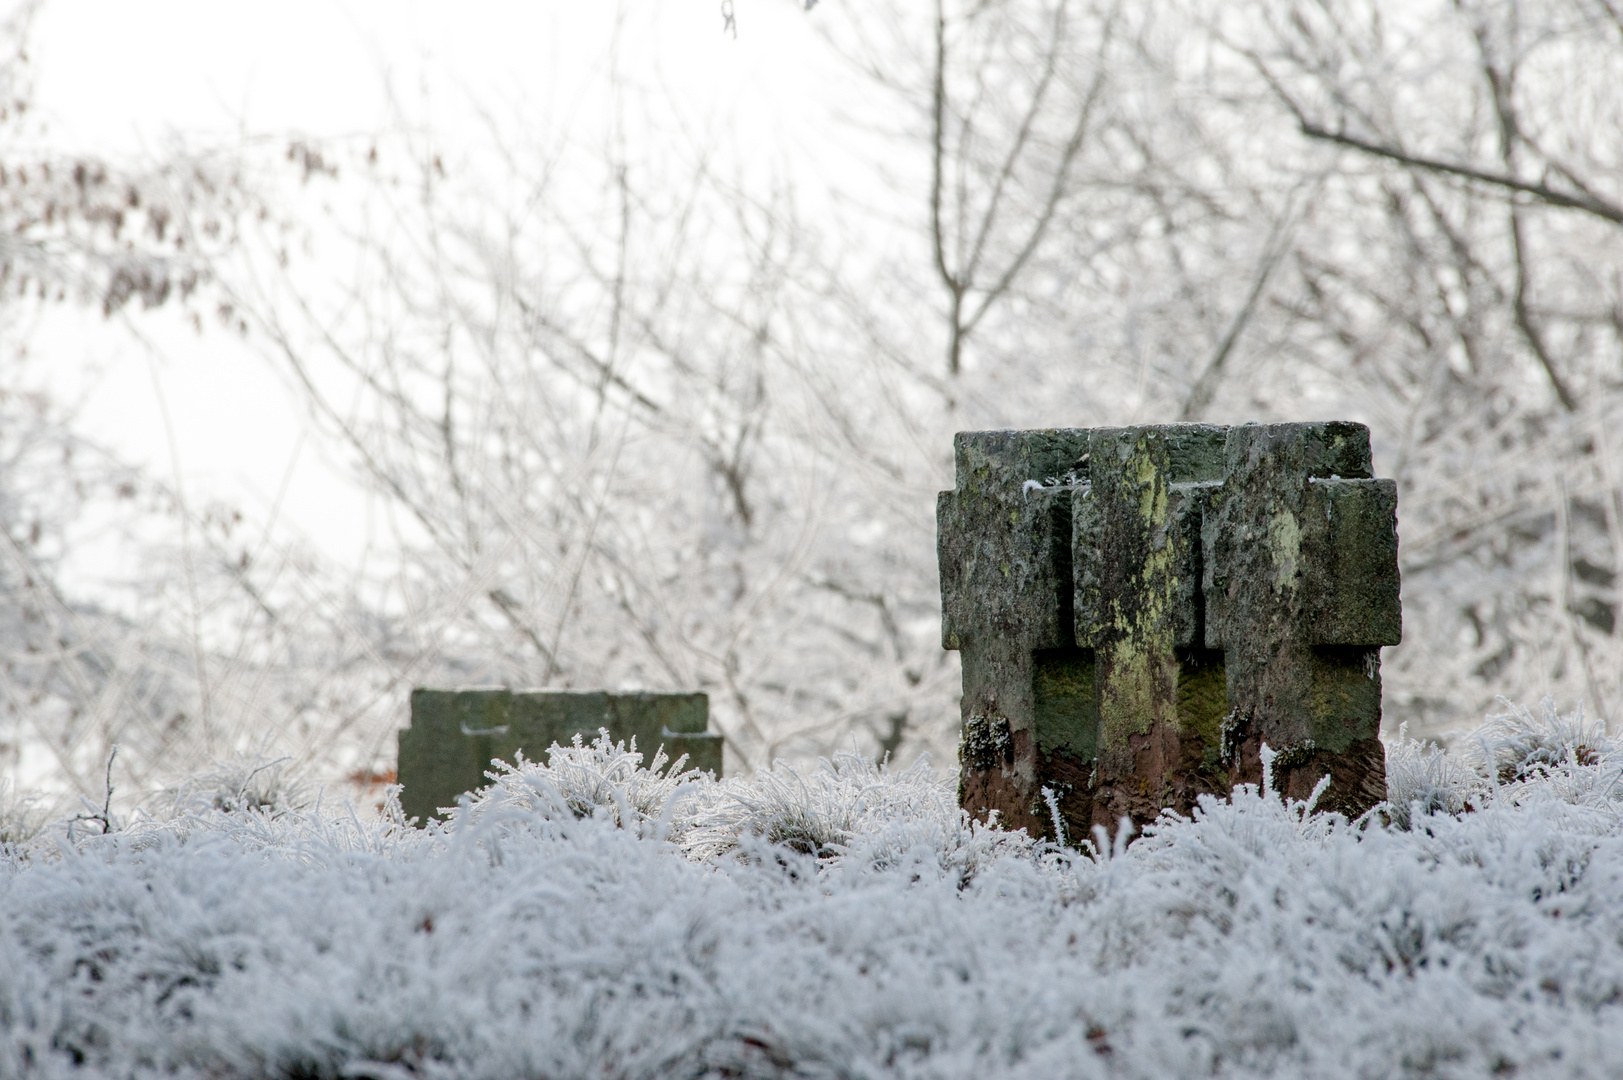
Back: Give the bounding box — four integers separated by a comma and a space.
68, 745, 118, 839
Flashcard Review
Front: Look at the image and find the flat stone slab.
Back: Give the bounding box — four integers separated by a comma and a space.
397, 689, 718, 822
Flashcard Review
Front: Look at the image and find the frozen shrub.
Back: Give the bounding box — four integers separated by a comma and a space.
459, 732, 703, 835
0, 778, 46, 852
448, 735, 1038, 879
1465, 696, 1617, 782
679, 750, 953, 859
1383, 699, 1623, 829
141, 753, 316, 821
4, 701, 1623, 1079
678, 749, 1039, 878
1383, 725, 1482, 827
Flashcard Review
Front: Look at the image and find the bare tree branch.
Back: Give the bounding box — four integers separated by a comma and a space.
1180, 208, 1294, 421
1297, 121, 1623, 226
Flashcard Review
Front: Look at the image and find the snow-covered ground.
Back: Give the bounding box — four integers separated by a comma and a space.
4, 701, 1622, 1079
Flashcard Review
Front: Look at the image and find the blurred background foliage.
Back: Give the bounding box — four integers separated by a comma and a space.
3, 0, 1622, 815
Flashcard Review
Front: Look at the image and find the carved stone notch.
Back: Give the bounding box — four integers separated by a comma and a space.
938, 421, 1400, 839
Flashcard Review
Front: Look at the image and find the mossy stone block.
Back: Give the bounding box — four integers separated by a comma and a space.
940, 421, 1402, 837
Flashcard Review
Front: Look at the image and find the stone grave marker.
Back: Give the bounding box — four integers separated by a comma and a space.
939, 421, 1400, 839
397, 689, 719, 823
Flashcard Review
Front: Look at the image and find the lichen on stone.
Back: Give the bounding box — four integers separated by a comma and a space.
960, 711, 1013, 772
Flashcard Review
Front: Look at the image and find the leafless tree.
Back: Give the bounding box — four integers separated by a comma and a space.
14, 0, 1623, 816
0, 6, 409, 816
212, 78, 964, 773
819, 0, 1623, 736
1202, 0, 1623, 731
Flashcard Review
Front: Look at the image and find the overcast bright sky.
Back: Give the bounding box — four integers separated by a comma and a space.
23, 0, 833, 568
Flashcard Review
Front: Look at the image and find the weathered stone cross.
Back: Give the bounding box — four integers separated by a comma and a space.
938, 422, 1400, 838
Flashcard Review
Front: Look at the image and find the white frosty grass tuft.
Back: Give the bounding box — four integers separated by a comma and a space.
1384, 698, 1621, 828
4, 703, 1623, 1079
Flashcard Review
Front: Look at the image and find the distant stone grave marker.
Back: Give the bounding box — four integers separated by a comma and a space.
396, 689, 719, 823
938, 421, 1400, 839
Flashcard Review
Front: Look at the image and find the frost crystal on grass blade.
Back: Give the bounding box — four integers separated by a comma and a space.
4, 707, 1623, 1078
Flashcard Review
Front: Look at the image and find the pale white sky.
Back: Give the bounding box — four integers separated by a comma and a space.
22, 0, 837, 569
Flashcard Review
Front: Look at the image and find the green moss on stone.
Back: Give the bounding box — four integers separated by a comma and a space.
1306, 646, 1382, 753
1033, 648, 1098, 762
1175, 649, 1228, 771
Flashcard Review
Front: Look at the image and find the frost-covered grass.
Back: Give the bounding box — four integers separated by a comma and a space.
4, 702, 1623, 1079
